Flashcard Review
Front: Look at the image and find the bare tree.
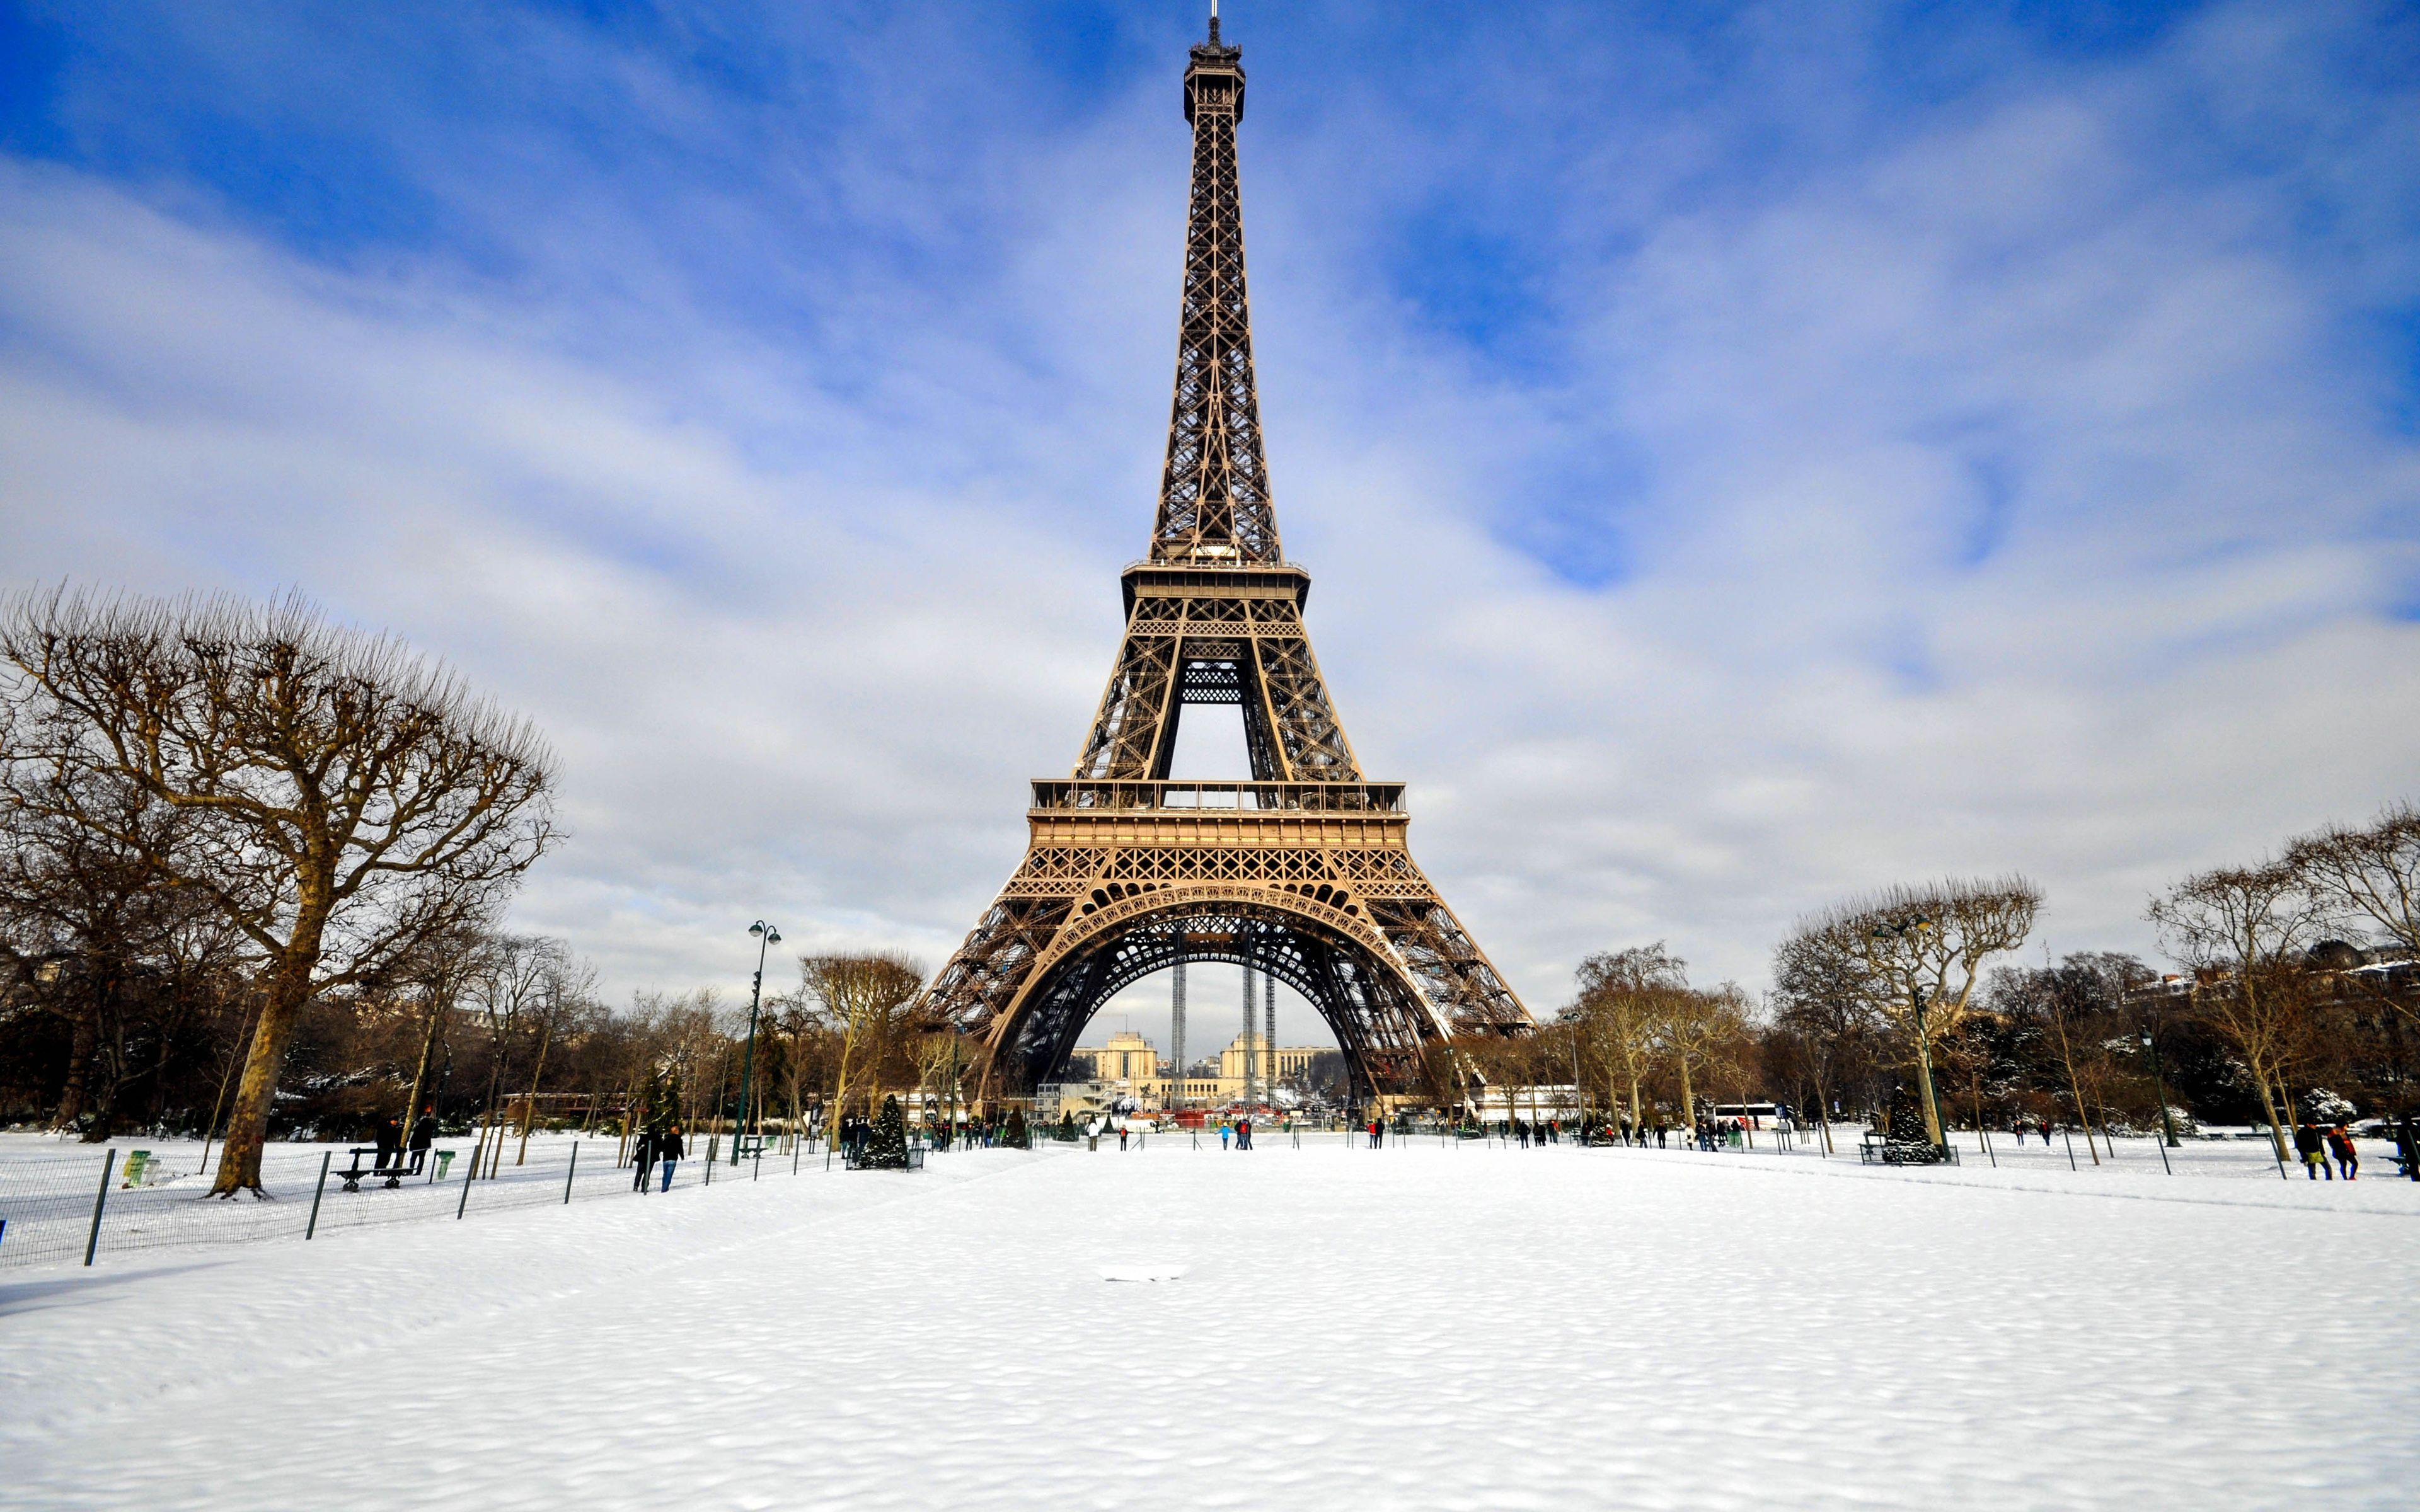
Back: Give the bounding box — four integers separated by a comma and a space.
1567, 943, 1687, 1127
1792, 878, 2041, 1146
800, 953, 924, 1145
0, 587, 556, 1194
2148, 861, 2324, 1160
1770, 931, 1894, 1151
1659, 983, 1753, 1128
2290, 801, 2420, 995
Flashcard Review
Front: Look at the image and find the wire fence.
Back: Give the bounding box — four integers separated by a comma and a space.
0, 1131, 850, 1274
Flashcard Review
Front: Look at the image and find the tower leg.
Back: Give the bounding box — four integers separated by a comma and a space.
1171, 961, 1187, 1113
1242, 961, 1257, 1114
1264, 968, 1276, 1110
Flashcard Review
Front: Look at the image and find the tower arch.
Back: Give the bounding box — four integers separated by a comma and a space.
981, 886, 1451, 1101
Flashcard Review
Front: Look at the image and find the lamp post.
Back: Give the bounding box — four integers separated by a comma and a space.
1871, 915, 1949, 1157
735, 920, 781, 1164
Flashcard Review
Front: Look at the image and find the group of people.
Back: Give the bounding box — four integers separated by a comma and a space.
369, 1107, 438, 1174
2293, 1122, 2361, 1179
628, 1124, 684, 1193
1216, 1117, 1255, 1149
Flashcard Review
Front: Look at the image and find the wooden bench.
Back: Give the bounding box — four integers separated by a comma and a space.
333, 1147, 406, 1191
1858, 1135, 1961, 1167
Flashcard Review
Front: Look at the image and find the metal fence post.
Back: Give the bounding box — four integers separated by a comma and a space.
456, 1150, 474, 1220
563, 1141, 580, 1205
83, 1149, 117, 1267
305, 1150, 333, 1239
753, 1142, 763, 1181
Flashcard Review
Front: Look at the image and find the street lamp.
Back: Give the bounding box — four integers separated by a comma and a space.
1871, 914, 1949, 1157
735, 920, 781, 1163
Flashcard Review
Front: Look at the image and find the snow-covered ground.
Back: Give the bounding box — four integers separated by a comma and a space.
4, 1138, 2414, 1509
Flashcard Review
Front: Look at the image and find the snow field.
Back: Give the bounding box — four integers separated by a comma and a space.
3, 1139, 2413, 1510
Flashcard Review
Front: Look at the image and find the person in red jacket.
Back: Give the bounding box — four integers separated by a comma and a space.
2327, 1124, 2360, 1181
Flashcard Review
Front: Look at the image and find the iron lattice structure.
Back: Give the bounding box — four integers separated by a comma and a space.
923, 17, 1534, 1104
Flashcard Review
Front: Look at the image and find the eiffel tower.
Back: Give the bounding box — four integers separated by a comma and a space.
923, 11, 1533, 1104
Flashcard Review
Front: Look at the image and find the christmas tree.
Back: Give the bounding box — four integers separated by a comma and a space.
1881, 1080, 1947, 1164
1004, 1108, 1028, 1149
859, 1094, 910, 1169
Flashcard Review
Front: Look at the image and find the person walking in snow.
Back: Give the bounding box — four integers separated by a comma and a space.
2036, 1117, 2052, 1143
2327, 1124, 2359, 1180
632, 1126, 657, 1192
2293, 1122, 2331, 1179
1219, 1121, 1232, 1150
657, 1124, 684, 1191
1118, 1123, 1130, 1152
1238, 1117, 1252, 1151
373, 1114, 402, 1173
407, 1107, 436, 1174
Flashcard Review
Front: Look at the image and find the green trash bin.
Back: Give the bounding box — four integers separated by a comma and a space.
435, 1150, 457, 1179
122, 1150, 151, 1188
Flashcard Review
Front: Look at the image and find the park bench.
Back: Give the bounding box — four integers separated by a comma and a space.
1858, 1134, 1961, 1167
333, 1147, 406, 1192
841, 1145, 926, 1172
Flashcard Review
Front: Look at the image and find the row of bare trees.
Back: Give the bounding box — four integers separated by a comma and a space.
1534, 801, 2419, 1160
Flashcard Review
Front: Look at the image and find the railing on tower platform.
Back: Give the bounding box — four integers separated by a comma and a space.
1030, 779, 1405, 814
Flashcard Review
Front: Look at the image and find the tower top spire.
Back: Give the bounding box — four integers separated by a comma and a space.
1157, 12, 1275, 566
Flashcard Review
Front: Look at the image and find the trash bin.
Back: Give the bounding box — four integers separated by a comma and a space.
435, 1150, 457, 1179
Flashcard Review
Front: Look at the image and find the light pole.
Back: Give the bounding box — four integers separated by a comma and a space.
735, 920, 781, 1163
1870, 915, 1949, 1157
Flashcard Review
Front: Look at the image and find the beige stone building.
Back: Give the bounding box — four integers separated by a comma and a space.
1068, 1029, 1329, 1109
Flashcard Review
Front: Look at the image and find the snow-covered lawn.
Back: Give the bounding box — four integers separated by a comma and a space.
3, 1140, 2412, 1509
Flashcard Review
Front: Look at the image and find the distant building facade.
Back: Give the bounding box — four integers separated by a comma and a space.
1064, 1029, 1327, 1109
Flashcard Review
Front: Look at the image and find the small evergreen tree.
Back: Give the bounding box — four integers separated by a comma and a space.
1005, 1108, 1028, 1149
859, 1094, 910, 1169
1882, 1079, 1946, 1164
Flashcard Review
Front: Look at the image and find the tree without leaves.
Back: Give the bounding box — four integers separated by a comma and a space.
799, 952, 925, 1145
1565, 942, 1689, 1127
1658, 983, 1754, 1127
1983, 953, 2155, 1163
1790, 877, 2041, 1146
0, 587, 556, 1194
2148, 860, 2324, 1160
0, 762, 245, 1138
2288, 800, 2420, 1043
1770, 931, 1896, 1150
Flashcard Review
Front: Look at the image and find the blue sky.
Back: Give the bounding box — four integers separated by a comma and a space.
3, 1, 2416, 1042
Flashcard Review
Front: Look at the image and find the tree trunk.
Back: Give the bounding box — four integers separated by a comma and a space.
398, 997, 446, 1162
1910, 1031, 1946, 1147
50, 996, 100, 1133
2049, 1017, 2102, 1165
2249, 1057, 2291, 1161
516, 1017, 553, 1166
209, 954, 316, 1195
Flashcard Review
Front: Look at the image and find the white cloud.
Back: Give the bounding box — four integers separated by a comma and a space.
1, 0, 2415, 1031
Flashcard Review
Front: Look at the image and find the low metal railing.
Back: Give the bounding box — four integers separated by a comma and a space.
1032, 779, 1404, 813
